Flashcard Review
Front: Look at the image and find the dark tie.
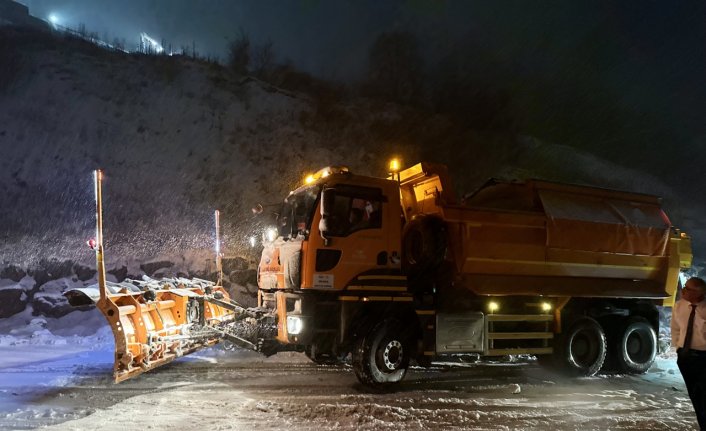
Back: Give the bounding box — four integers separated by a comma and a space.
683, 304, 698, 353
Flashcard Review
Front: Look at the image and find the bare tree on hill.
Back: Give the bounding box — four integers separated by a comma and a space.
252, 38, 275, 79
227, 28, 250, 75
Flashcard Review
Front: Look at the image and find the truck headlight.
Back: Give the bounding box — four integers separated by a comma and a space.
265, 228, 278, 243
287, 316, 303, 335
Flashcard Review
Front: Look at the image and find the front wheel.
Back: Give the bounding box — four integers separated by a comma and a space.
353, 319, 412, 387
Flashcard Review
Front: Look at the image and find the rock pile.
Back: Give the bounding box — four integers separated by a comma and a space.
0, 256, 258, 319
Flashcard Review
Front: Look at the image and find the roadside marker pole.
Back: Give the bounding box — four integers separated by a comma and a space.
215, 209, 223, 286
94, 169, 107, 303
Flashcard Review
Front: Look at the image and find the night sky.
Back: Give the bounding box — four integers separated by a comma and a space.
16, 1, 706, 84
15, 1, 706, 181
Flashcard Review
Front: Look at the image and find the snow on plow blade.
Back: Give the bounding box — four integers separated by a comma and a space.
65, 277, 234, 382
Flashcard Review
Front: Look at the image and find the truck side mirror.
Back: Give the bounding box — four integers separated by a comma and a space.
319, 188, 335, 246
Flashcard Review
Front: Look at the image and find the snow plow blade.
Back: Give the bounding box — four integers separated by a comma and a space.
65, 277, 235, 382
71, 170, 264, 382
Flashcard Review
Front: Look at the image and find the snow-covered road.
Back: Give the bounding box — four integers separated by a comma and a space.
0, 341, 699, 431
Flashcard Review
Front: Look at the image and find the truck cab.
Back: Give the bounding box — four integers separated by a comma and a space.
257, 166, 412, 371
258, 166, 403, 294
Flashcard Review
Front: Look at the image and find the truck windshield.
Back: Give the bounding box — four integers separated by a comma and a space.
278, 186, 320, 239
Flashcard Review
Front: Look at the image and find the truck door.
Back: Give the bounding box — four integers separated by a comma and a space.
308, 184, 391, 289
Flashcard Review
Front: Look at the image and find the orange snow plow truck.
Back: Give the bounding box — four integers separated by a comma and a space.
67, 163, 692, 387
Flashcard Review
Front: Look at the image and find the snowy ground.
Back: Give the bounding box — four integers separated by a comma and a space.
0, 333, 699, 431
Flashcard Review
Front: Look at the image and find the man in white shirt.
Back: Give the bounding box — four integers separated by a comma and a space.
672, 276, 706, 430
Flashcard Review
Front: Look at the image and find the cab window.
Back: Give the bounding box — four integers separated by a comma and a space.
328, 187, 383, 237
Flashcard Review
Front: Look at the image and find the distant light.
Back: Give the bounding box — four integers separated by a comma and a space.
304, 174, 315, 185
541, 302, 552, 312
48, 14, 59, 26
140, 32, 164, 54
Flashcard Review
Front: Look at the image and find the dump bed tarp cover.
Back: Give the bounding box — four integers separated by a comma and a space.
462, 179, 671, 256
538, 189, 670, 256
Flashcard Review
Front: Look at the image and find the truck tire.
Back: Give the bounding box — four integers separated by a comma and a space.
597, 315, 621, 372
402, 216, 446, 287
353, 319, 411, 387
557, 317, 607, 376
614, 317, 657, 374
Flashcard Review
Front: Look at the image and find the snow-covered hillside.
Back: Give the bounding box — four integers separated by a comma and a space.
0, 26, 428, 270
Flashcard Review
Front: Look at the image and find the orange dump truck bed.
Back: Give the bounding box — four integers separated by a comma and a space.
398, 164, 692, 305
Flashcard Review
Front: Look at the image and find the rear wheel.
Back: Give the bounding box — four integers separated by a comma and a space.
557, 318, 607, 376
598, 316, 621, 372
353, 319, 412, 387
614, 318, 656, 374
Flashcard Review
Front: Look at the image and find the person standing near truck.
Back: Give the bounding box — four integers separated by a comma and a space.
672, 276, 706, 430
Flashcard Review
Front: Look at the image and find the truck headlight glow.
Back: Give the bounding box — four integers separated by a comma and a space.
488, 301, 499, 313
287, 316, 303, 335
265, 228, 278, 243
